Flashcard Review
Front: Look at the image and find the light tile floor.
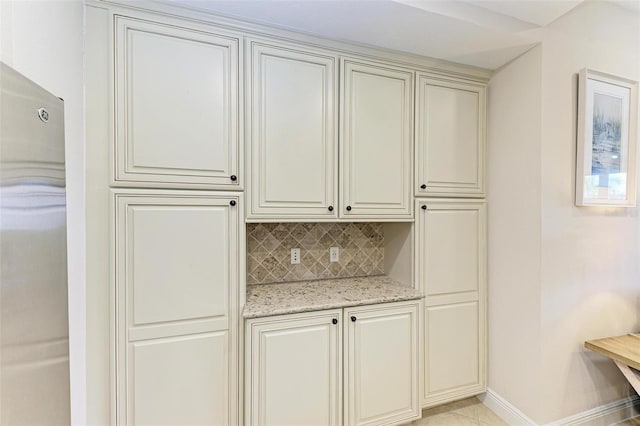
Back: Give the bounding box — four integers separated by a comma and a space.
410, 397, 507, 426
617, 417, 640, 425
408, 397, 640, 425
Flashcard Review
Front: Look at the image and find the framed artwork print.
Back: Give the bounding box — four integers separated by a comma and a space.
576, 69, 639, 207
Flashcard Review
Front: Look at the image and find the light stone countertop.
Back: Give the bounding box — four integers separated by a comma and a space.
243, 275, 424, 319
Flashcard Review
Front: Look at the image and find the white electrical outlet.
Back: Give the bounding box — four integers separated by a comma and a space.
330, 246, 339, 263
291, 248, 301, 264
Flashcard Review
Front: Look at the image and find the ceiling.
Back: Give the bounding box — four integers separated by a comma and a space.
165, 0, 632, 70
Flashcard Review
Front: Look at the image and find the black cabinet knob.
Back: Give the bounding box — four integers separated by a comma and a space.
328, 206, 334, 212
346, 206, 352, 211
332, 318, 338, 325
421, 205, 427, 210
230, 175, 237, 181
351, 316, 356, 322
420, 184, 427, 189
229, 200, 236, 206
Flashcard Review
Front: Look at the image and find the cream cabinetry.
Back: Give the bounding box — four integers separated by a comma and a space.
415, 199, 486, 407
114, 16, 241, 189
415, 75, 486, 197
248, 52, 414, 221
344, 302, 421, 426
114, 191, 241, 425
245, 300, 421, 426
87, 4, 492, 425
341, 59, 414, 220
247, 40, 338, 220
245, 310, 343, 426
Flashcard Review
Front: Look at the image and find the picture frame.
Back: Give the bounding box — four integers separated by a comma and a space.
576, 69, 639, 207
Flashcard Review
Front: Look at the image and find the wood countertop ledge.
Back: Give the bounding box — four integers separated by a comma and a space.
243, 275, 424, 319
585, 333, 640, 371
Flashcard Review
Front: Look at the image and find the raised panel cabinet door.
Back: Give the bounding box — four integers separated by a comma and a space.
424, 302, 484, 405
416, 199, 486, 406
341, 59, 413, 220
416, 199, 486, 299
114, 16, 241, 189
344, 301, 421, 426
245, 310, 343, 426
114, 191, 241, 425
129, 332, 229, 426
248, 40, 338, 220
416, 76, 486, 197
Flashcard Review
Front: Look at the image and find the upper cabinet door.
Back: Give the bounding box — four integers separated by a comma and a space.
114, 16, 241, 189
341, 59, 414, 220
415, 75, 486, 197
248, 40, 338, 220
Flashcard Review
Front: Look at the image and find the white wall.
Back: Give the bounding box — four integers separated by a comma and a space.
488, 2, 640, 424
539, 2, 640, 423
0, 1, 86, 424
487, 44, 544, 421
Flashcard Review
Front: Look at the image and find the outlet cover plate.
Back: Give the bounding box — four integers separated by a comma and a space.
291, 248, 301, 264
330, 246, 339, 263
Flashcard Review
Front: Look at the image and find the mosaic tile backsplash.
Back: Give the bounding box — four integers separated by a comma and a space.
247, 223, 384, 285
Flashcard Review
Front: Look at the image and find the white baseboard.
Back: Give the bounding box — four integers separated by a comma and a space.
479, 388, 640, 426
479, 388, 537, 425
545, 394, 640, 426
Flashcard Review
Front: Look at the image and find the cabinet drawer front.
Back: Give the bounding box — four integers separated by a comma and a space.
246, 310, 343, 426
341, 59, 413, 219
115, 16, 241, 188
416, 76, 486, 197
344, 302, 421, 426
128, 332, 229, 426
248, 41, 338, 220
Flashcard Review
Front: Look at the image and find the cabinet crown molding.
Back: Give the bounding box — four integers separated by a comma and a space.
91, 0, 492, 83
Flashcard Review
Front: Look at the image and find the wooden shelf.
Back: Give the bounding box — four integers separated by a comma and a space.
585, 334, 640, 371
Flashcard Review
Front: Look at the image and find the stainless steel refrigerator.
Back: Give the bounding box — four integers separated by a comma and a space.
0, 62, 70, 425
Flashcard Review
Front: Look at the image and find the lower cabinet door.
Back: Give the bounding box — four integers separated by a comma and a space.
130, 332, 229, 426
344, 301, 421, 426
245, 310, 343, 426
424, 301, 483, 406
114, 191, 241, 425
416, 199, 486, 406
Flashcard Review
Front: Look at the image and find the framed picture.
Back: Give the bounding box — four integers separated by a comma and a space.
576, 69, 639, 207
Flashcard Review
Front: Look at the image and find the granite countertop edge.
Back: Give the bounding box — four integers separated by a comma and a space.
243, 275, 424, 319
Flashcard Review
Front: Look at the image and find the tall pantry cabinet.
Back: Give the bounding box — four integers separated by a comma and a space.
103, 11, 243, 425
414, 75, 487, 407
